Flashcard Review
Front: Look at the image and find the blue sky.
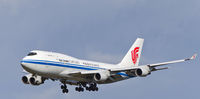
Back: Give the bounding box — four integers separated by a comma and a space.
0, 0, 200, 98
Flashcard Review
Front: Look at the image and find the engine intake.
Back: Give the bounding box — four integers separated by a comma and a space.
94, 71, 110, 81
22, 74, 32, 84
29, 76, 44, 85
22, 74, 44, 85
135, 66, 151, 77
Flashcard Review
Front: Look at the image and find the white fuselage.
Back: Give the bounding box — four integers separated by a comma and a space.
21, 50, 131, 84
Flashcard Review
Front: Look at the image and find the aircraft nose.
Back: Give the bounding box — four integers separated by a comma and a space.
21, 57, 29, 69
21, 59, 27, 68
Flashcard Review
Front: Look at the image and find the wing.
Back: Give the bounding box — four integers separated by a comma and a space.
59, 54, 197, 77
147, 53, 197, 67
111, 54, 197, 72
59, 70, 108, 76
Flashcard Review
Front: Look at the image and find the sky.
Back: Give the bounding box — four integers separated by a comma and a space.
0, 0, 200, 98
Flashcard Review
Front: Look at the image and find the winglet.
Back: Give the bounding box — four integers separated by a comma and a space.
191, 53, 197, 60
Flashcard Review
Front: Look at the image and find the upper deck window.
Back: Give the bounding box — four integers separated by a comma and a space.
27, 52, 37, 56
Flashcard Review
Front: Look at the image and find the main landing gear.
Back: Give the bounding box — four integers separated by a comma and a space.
86, 83, 98, 91
60, 82, 99, 94
75, 82, 99, 92
61, 84, 69, 94
75, 86, 84, 92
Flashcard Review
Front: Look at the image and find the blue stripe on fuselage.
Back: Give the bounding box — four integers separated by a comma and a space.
21, 60, 100, 70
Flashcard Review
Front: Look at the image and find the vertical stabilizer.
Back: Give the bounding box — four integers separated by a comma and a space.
118, 38, 144, 67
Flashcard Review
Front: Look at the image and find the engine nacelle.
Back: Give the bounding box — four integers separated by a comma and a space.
135, 66, 151, 77
22, 74, 44, 85
29, 76, 44, 85
94, 71, 110, 81
22, 74, 32, 84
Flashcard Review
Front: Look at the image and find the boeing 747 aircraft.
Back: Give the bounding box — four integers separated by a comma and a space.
21, 38, 197, 94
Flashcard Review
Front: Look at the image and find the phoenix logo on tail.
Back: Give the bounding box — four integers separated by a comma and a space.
131, 47, 140, 64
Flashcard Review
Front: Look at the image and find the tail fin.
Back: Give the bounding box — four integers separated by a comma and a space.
118, 38, 144, 67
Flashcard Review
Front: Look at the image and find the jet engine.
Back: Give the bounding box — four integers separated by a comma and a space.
22, 74, 32, 84
135, 66, 151, 77
94, 71, 110, 81
22, 74, 44, 85
29, 75, 44, 85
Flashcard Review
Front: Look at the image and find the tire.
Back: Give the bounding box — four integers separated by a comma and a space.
75, 87, 78, 91
78, 87, 81, 92
86, 87, 89, 90
61, 85, 64, 89
92, 88, 95, 91
62, 90, 65, 93
88, 88, 91, 91
81, 88, 84, 92
95, 87, 98, 91
65, 89, 69, 93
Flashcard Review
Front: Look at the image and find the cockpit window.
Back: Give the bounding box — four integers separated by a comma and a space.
27, 52, 37, 56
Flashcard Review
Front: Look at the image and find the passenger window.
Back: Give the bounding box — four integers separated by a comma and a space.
27, 52, 37, 56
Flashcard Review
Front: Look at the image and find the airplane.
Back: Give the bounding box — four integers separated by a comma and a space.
21, 38, 197, 94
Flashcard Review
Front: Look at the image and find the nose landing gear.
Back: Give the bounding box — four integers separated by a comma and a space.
61, 84, 68, 94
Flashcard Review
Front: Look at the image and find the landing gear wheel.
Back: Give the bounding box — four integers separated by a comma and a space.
78, 87, 81, 92
81, 88, 84, 92
61, 84, 68, 94
92, 88, 95, 91
86, 87, 89, 90
61, 85, 66, 89
88, 88, 91, 91
95, 87, 98, 91
75, 87, 84, 92
92, 87, 98, 91
62, 89, 65, 93
62, 89, 69, 93
65, 89, 69, 93
87, 83, 98, 92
